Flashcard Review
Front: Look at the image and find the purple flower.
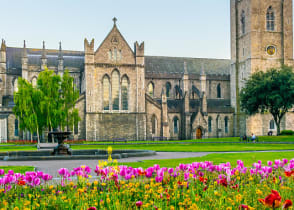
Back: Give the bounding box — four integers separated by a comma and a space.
0, 169, 4, 176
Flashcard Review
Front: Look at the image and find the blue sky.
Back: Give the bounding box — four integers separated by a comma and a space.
2, 1, 232, 59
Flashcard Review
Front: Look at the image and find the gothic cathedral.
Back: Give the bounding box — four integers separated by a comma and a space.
0, 0, 293, 142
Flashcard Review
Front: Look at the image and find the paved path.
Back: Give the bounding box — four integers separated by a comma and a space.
1, 150, 294, 177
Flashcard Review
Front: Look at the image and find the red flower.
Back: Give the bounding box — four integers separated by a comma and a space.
239, 204, 249, 210
259, 190, 281, 208
87, 207, 97, 210
220, 178, 228, 187
283, 200, 293, 209
136, 201, 143, 208
285, 171, 294, 177
17, 180, 26, 186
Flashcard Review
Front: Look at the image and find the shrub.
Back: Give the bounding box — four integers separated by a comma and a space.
280, 130, 294, 136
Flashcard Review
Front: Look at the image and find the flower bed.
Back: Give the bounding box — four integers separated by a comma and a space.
0, 159, 294, 209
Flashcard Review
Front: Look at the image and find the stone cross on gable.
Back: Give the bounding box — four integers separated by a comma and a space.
112, 17, 117, 25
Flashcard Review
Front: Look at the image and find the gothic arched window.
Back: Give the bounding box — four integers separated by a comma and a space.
270, 120, 275, 129
166, 82, 171, 98
217, 84, 221, 98
31, 77, 37, 87
13, 78, 18, 93
112, 70, 120, 110
15, 119, 19, 136
151, 115, 157, 135
241, 10, 246, 34
173, 116, 179, 134
266, 6, 275, 31
208, 116, 212, 133
102, 75, 110, 110
148, 82, 154, 97
121, 76, 129, 110
224, 116, 229, 133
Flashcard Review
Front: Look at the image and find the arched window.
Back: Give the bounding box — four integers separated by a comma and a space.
112, 70, 120, 110
151, 115, 157, 135
121, 76, 129, 110
266, 6, 275, 31
224, 116, 229, 133
173, 117, 179, 134
13, 78, 18, 93
208, 116, 212, 133
241, 10, 245, 34
108, 50, 112, 60
31, 77, 37, 87
15, 119, 19, 136
217, 84, 221, 98
148, 82, 154, 97
114, 48, 118, 61
103, 75, 110, 110
166, 82, 171, 98
270, 120, 275, 129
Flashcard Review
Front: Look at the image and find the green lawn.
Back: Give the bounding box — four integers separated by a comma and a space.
0, 146, 37, 152
0, 166, 35, 173
71, 143, 294, 152
119, 151, 294, 169
76, 135, 294, 144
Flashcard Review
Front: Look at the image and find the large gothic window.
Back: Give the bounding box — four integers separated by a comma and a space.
112, 70, 120, 110
217, 84, 221, 98
103, 75, 110, 110
151, 115, 157, 135
266, 6, 275, 31
121, 76, 129, 110
224, 116, 229, 133
173, 116, 179, 134
166, 82, 171, 97
148, 82, 154, 97
241, 10, 246, 34
208, 116, 212, 133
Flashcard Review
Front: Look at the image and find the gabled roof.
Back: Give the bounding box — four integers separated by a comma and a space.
145, 56, 231, 75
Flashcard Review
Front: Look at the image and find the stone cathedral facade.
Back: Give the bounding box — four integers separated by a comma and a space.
0, 0, 294, 141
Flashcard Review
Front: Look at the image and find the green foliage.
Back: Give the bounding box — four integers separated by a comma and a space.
280, 130, 294, 136
13, 69, 80, 140
240, 66, 294, 135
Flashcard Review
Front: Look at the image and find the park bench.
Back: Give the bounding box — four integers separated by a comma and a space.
240, 135, 259, 143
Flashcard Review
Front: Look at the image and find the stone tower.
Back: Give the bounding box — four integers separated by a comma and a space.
231, 0, 293, 136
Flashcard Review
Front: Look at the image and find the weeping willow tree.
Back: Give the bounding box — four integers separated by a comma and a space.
13, 69, 80, 142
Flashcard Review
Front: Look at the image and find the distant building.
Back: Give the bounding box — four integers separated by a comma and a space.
0, 0, 293, 141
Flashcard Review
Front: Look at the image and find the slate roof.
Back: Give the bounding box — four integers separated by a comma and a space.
145, 56, 231, 75
6, 47, 84, 74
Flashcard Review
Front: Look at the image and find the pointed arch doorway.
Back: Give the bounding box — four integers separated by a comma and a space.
196, 127, 202, 139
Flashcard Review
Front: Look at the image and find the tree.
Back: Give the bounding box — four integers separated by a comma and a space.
13, 69, 81, 142
13, 78, 44, 143
60, 70, 80, 131
240, 66, 294, 135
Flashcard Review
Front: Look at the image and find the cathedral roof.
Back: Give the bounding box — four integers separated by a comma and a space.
6, 47, 84, 74
145, 56, 231, 75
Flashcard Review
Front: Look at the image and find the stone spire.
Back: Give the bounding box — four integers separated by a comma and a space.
58, 42, 63, 60
41, 41, 46, 59
184, 61, 188, 75
22, 40, 28, 58
58, 42, 64, 76
112, 17, 117, 26
0, 39, 6, 51
41, 41, 47, 70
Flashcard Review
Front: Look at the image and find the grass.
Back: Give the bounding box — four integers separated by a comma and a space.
76, 135, 294, 144
119, 151, 294, 169
0, 146, 37, 152
0, 166, 35, 173
71, 143, 294, 152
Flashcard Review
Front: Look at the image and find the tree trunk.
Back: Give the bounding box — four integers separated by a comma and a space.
37, 129, 40, 144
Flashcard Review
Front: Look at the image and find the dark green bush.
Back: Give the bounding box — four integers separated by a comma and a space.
280, 130, 294, 136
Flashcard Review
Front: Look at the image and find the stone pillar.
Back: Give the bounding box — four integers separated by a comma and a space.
0, 39, 7, 106
21, 40, 28, 80
40, 41, 47, 70
58, 42, 64, 76
161, 88, 170, 139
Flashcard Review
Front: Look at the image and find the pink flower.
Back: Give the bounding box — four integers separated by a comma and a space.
136, 201, 143, 208
0, 169, 4, 176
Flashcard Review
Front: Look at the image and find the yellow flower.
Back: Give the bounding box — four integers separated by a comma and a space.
226, 207, 232, 210
14, 207, 19, 210
236, 194, 242, 202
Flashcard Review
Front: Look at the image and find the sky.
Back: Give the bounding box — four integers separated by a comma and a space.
1, 1, 234, 59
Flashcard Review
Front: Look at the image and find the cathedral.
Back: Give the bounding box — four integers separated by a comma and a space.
0, 0, 294, 141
